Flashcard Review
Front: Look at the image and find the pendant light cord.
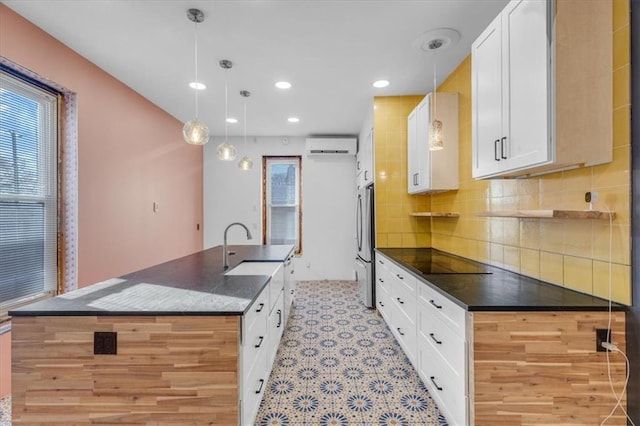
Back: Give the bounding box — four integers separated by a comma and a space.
243, 98, 247, 150
194, 21, 199, 118
224, 68, 229, 140
432, 54, 437, 120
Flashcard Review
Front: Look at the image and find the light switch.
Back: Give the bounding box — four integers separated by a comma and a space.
153, 201, 159, 212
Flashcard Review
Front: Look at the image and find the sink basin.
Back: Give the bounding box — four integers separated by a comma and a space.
224, 262, 280, 276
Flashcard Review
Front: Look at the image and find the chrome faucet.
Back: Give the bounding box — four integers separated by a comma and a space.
223, 222, 253, 270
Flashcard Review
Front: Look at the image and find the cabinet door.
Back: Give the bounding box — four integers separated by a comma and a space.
415, 98, 431, 192
407, 108, 420, 193
502, 0, 550, 172
472, 12, 504, 178
362, 128, 374, 186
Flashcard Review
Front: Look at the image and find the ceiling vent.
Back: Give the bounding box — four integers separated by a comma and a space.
305, 138, 356, 156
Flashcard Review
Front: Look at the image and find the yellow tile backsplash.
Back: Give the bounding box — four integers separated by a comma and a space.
373, 1, 631, 304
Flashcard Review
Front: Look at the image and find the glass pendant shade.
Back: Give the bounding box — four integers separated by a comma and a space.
238, 156, 253, 170
183, 119, 210, 145
429, 119, 444, 151
217, 141, 237, 161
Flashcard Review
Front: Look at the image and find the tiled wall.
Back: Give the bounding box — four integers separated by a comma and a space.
374, 0, 631, 305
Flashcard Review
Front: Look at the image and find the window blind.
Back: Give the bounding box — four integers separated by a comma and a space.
0, 71, 58, 311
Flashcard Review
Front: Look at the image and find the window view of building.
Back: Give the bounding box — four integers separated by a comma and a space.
263, 156, 301, 253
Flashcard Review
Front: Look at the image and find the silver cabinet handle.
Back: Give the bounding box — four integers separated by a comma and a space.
501, 136, 507, 159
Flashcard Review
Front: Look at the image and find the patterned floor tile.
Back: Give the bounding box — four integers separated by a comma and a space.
255, 280, 447, 426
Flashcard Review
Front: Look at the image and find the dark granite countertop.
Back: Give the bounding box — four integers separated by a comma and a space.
376, 248, 626, 312
10, 244, 294, 317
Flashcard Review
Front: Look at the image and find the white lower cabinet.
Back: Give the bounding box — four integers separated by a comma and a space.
239, 262, 286, 425
375, 253, 418, 368
376, 252, 468, 426
417, 297, 467, 425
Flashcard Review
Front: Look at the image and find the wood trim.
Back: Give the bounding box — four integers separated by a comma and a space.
471, 311, 627, 425
12, 315, 240, 424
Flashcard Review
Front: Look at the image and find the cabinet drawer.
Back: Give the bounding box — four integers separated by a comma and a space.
268, 264, 284, 312
417, 283, 466, 337
418, 307, 466, 377
244, 285, 269, 338
418, 334, 466, 426
394, 278, 416, 324
393, 303, 417, 365
376, 282, 393, 323
242, 353, 268, 425
242, 311, 268, 378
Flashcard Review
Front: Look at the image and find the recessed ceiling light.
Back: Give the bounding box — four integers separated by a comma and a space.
276, 81, 292, 89
226, 118, 238, 124
287, 117, 300, 123
189, 81, 206, 90
373, 80, 390, 88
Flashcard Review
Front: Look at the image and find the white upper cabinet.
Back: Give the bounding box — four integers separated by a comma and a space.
472, 0, 612, 179
472, 0, 549, 179
407, 92, 458, 194
357, 107, 374, 189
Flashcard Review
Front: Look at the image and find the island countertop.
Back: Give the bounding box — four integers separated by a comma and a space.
376, 247, 626, 311
10, 244, 294, 317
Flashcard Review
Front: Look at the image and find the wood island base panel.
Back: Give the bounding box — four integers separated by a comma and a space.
11, 315, 240, 425
471, 311, 627, 425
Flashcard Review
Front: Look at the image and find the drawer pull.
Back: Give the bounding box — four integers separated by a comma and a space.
429, 299, 442, 309
429, 333, 442, 345
290, 289, 294, 294
378, 278, 384, 283
290, 270, 294, 274
378, 259, 384, 264
255, 336, 264, 348
256, 303, 265, 313
430, 376, 443, 391
396, 297, 404, 305
397, 327, 405, 336
277, 309, 282, 328
379, 301, 384, 307
255, 378, 265, 394
396, 274, 404, 280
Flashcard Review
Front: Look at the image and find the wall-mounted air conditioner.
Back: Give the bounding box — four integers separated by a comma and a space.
305, 138, 356, 156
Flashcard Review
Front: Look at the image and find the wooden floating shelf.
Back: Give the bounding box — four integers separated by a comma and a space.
476, 210, 615, 220
410, 212, 460, 218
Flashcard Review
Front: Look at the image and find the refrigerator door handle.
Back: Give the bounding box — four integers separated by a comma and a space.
356, 194, 363, 251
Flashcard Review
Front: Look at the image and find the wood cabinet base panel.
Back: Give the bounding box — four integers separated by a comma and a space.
471, 311, 627, 425
11, 316, 240, 424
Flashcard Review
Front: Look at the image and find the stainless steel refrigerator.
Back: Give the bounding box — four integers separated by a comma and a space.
355, 183, 375, 308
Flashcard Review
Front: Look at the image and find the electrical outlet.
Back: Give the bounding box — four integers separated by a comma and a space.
596, 328, 611, 352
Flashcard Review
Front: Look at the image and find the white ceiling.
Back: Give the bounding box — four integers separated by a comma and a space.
2, 0, 508, 138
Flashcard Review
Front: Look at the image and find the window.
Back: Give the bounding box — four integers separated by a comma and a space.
263, 156, 302, 253
0, 70, 58, 314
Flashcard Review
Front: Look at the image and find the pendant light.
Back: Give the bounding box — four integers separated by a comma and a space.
183, 8, 210, 146
429, 39, 444, 151
217, 59, 237, 161
238, 90, 253, 171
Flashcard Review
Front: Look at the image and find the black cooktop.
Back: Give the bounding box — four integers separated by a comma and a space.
387, 249, 492, 275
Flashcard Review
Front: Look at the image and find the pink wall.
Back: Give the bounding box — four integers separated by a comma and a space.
0, 5, 204, 397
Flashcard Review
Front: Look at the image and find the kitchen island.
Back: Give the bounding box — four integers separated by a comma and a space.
9, 244, 294, 425
376, 248, 628, 426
